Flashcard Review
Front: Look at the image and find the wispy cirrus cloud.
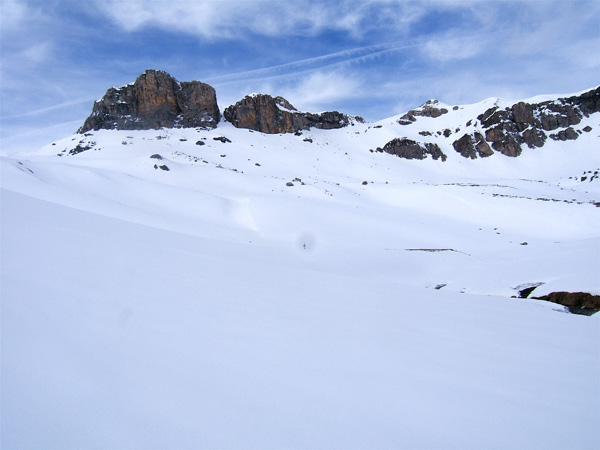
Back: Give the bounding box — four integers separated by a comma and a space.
266, 70, 364, 112
205, 40, 414, 86
423, 33, 487, 62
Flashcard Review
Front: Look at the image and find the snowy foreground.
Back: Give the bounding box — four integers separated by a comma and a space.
1, 110, 599, 448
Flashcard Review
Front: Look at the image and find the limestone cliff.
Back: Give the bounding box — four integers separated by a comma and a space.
79, 70, 220, 132
223, 94, 361, 134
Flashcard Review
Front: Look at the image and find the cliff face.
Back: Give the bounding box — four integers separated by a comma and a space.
79, 70, 220, 132
223, 94, 361, 134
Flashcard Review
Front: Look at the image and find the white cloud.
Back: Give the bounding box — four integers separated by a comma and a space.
423, 33, 485, 62
94, 0, 427, 40
276, 70, 364, 112
19, 41, 53, 64
213, 68, 364, 114
0, 0, 30, 32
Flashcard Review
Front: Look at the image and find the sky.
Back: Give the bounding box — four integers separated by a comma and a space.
1, 0, 599, 154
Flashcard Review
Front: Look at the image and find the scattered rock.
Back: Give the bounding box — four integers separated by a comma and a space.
549, 127, 579, 141
195, 140, 205, 145
213, 136, 231, 143
149, 154, 163, 160
68, 141, 95, 156
286, 182, 294, 187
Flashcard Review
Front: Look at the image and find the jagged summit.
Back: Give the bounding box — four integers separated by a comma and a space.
79, 70, 361, 135
79, 70, 221, 133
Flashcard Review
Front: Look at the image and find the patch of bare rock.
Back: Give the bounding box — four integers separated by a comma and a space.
535, 292, 600, 316
374, 138, 446, 161
397, 99, 449, 125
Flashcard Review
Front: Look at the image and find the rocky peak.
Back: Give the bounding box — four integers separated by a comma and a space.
223, 94, 360, 134
79, 70, 220, 133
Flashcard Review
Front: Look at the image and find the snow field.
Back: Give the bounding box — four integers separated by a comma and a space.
1, 95, 599, 448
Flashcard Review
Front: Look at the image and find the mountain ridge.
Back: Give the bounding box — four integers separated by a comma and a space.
75, 69, 599, 163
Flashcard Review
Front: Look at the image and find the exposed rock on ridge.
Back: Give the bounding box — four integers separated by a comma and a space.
379, 86, 598, 162
79, 70, 220, 133
223, 94, 361, 134
453, 86, 600, 158
398, 100, 449, 125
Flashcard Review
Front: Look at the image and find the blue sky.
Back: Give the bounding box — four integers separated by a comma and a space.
1, 0, 599, 154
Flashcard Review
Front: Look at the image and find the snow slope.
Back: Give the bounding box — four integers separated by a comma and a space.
1, 95, 599, 449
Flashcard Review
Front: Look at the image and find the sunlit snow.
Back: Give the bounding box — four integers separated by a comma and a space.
1, 97, 599, 449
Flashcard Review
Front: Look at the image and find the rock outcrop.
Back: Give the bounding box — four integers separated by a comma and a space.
398, 100, 449, 125
452, 86, 600, 158
375, 138, 447, 161
223, 94, 360, 134
452, 132, 494, 159
79, 70, 220, 133
533, 291, 600, 316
